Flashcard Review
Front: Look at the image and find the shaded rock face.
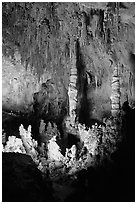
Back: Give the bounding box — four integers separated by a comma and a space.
2, 152, 54, 202
33, 79, 68, 120
2, 2, 135, 122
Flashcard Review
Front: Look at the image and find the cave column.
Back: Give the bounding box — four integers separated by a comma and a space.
68, 39, 78, 125
68, 12, 87, 126
111, 65, 121, 117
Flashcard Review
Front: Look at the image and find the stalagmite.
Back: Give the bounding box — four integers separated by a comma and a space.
47, 135, 64, 162
19, 124, 38, 160
111, 65, 121, 116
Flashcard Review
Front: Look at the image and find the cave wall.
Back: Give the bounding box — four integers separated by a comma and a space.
2, 2, 135, 121
84, 34, 135, 120
2, 55, 52, 112
77, 2, 135, 120
2, 53, 69, 120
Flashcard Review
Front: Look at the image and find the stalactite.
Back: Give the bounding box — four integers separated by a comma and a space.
80, 12, 87, 46
115, 2, 120, 37
103, 8, 108, 42
86, 72, 91, 85
112, 4, 119, 42
95, 75, 98, 92
111, 65, 121, 117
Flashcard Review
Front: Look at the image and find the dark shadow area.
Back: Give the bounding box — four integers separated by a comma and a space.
65, 104, 135, 202
2, 152, 54, 202
2, 110, 34, 138
76, 39, 91, 126
2, 104, 135, 202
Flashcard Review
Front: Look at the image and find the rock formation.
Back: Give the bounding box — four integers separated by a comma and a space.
2, 2, 135, 123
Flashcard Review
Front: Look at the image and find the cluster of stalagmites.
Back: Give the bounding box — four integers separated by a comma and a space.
2, 118, 120, 178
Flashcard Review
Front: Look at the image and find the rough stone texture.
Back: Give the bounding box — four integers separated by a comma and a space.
2, 56, 51, 113
2, 55, 68, 122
